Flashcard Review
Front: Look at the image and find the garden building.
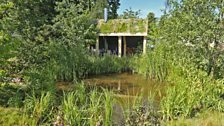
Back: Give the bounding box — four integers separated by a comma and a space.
96, 19, 148, 57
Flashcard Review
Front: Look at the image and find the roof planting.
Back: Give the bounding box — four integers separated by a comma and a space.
97, 19, 148, 34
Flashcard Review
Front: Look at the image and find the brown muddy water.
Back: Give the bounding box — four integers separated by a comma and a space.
84, 72, 165, 101
57, 72, 166, 125
57, 72, 166, 103
85, 72, 166, 125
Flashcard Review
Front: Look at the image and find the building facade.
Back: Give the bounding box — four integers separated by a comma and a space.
96, 19, 148, 57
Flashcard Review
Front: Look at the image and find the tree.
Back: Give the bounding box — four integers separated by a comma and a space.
147, 12, 158, 43
90, 0, 108, 19
119, 7, 141, 19
0, 0, 99, 82
147, 12, 156, 23
0, 2, 19, 81
107, 0, 120, 19
160, 0, 224, 78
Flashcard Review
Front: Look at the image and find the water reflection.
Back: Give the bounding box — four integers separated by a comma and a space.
84, 72, 166, 101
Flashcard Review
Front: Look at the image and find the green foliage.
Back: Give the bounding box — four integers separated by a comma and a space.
87, 55, 128, 76
107, 0, 120, 19
161, 66, 224, 119
25, 60, 57, 92
0, 83, 26, 107
119, 7, 141, 19
0, 0, 122, 85
160, 0, 224, 78
0, 2, 19, 81
90, 0, 108, 19
129, 0, 224, 121
1, 0, 224, 125
147, 12, 159, 43
98, 19, 147, 33
104, 90, 113, 126
23, 91, 55, 125
60, 84, 113, 126
0, 2, 13, 19
165, 111, 224, 126
0, 107, 33, 126
123, 94, 161, 126
130, 42, 169, 81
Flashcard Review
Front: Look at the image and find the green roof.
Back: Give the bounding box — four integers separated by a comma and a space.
97, 19, 148, 34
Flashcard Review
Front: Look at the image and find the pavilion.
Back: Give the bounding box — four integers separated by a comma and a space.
96, 19, 148, 57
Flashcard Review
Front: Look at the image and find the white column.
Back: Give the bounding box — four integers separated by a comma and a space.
104, 37, 108, 51
96, 36, 99, 55
123, 36, 127, 56
118, 80, 121, 91
118, 36, 122, 57
143, 36, 147, 54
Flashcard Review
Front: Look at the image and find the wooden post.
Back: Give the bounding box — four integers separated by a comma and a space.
143, 36, 147, 54
118, 36, 122, 57
123, 36, 127, 56
96, 36, 99, 55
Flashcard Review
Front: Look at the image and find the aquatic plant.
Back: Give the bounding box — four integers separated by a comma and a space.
161, 64, 224, 120
123, 93, 161, 126
23, 91, 55, 125
130, 42, 169, 81
60, 84, 114, 126
89, 89, 104, 126
87, 55, 129, 76
104, 90, 113, 126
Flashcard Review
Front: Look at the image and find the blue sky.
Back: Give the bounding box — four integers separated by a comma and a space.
118, 0, 166, 18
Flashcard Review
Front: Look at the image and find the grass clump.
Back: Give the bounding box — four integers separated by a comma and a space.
0, 107, 23, 126
0, 83, 114, 125
23, 91, 55, 125
59, 84, 114, 126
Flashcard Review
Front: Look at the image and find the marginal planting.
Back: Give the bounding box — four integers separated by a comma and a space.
1, 0, 224, 125
130, 43, 169, 82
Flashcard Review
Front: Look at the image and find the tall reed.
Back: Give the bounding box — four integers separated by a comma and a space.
104, 90, 113, 126
161, 65, 224, 120
23, 91, 55, 125
60, 84, 114, 126
130, 42, 169, 81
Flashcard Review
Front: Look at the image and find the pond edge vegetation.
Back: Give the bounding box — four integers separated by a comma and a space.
1, 0, 224, 125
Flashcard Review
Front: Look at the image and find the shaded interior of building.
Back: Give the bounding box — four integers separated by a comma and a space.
98, 36, 143, 56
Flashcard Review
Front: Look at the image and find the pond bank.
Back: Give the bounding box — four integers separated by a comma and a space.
56, 72, 167, 125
